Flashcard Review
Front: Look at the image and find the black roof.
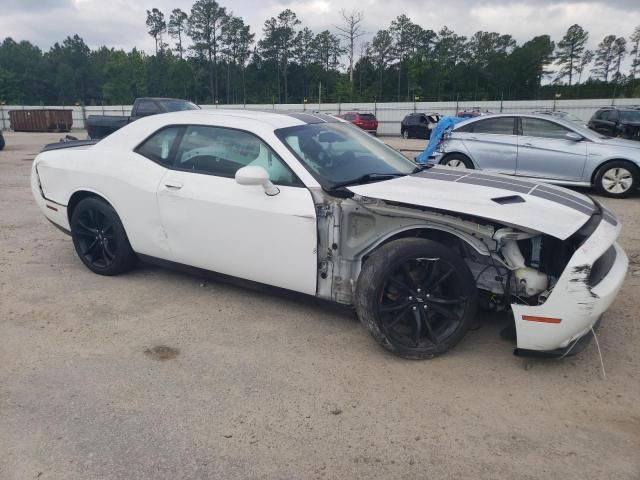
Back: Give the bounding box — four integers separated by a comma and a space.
597, 105, 640, 111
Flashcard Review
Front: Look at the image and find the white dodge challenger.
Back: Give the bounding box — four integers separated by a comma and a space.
31, 110, 629, 359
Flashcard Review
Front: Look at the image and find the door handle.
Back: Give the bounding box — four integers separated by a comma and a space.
522, 142, 533, 147
164, 181, 183, 190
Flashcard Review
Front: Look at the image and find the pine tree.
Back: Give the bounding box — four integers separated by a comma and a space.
554, 24, 588, 85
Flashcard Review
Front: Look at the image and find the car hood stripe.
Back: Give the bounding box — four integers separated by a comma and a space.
348, 168, 598, 239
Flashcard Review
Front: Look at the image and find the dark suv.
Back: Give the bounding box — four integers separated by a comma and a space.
341, 112, 378, 135
401, 113, 441, 139
588, 107, 640, 140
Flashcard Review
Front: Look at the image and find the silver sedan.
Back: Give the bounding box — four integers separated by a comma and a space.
432, 113, 640, 198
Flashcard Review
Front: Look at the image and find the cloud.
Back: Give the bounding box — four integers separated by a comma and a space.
0, 0, 637, 55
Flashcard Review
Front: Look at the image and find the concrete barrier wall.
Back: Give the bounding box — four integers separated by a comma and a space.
1, 98, 638, 136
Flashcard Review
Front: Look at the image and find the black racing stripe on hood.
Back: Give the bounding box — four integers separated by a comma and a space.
464, 172, 537, 189
535, 184, 594, 210
456, 176, 532, 193
529, 188, 594, 216
414, 170, 467, 181
412, 168, 594, 216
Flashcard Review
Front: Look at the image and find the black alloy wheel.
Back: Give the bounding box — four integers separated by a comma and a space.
356, 238, 477, 359
70, 197, 136, 275
379, 258, 467, 348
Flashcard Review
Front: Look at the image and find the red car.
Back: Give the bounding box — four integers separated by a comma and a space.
341, 112, 378, 135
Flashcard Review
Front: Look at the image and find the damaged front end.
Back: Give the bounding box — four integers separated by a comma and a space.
310, 188, 627, 356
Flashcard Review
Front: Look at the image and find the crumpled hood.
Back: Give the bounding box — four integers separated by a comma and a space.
347, 167, 598, 240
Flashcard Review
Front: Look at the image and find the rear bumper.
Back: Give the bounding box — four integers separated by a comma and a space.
512, 218, 628, 353
31, 163, 71, 231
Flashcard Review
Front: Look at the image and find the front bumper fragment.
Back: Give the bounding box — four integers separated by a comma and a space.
512, 217, 628, 353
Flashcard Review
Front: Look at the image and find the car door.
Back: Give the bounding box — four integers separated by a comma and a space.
604, 109, 620, 136
156, 125, 318, 295
516, 117, 586, 181
407, 115, 419, 137
416, 115, 430, 138
454, 116, 517, 174
590, 109, 614, 136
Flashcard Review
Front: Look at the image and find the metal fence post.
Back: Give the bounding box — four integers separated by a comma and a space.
0, 105, 5, 131
455, 94, 459, 115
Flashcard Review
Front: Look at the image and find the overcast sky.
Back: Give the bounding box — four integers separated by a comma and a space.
0, 0, 638, 56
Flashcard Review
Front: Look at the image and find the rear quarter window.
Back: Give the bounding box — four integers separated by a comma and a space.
135, 126, 183, 166
464, 117, 515, 135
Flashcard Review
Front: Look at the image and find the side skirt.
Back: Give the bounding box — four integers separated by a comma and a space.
136, 254, 348, 311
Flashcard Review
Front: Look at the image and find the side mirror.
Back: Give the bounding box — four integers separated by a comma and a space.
235, 165, 280, 196
565, 132, 583, 142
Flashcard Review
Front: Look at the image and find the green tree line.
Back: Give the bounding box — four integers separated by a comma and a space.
1, 0, 639, 106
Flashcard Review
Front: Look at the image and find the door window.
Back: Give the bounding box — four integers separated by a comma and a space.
135, 126, 183, 166
466, 117, 515, 134
173, 126, 302, 187
604, 110, 619, 122
136, 100, 161, 117
521, 118, 570, 140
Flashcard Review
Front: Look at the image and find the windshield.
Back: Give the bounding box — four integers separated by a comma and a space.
620, 110, 640, 123
158, 99, 200, 111
360, 114, 376, 121
275, 123, 416, 189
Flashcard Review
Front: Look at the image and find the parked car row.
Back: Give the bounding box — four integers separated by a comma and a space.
429, 113, 640, 198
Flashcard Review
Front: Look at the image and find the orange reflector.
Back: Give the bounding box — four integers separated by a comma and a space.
46, 204, 58, 212
522, 315, 561, 324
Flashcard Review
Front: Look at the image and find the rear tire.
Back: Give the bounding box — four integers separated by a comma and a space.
355, 238, 477, 359
594, 161, 638, 198
70, 197, 136, 275
440, 153, 473, 169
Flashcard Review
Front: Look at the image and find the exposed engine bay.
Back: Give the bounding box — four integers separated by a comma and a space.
309, 188, 578, 311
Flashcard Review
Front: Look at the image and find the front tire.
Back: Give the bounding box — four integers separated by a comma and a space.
440, 153, 474, 169
355, 238, 477, 359
594, 161, 638, 198
70, 197, 136, 275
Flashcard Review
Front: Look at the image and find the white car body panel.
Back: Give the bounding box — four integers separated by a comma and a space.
157, 170, 317, 294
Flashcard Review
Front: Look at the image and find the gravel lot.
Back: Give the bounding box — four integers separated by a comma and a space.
1, 131, 639, 480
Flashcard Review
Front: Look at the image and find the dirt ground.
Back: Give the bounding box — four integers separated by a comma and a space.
1, 131, 639, 480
